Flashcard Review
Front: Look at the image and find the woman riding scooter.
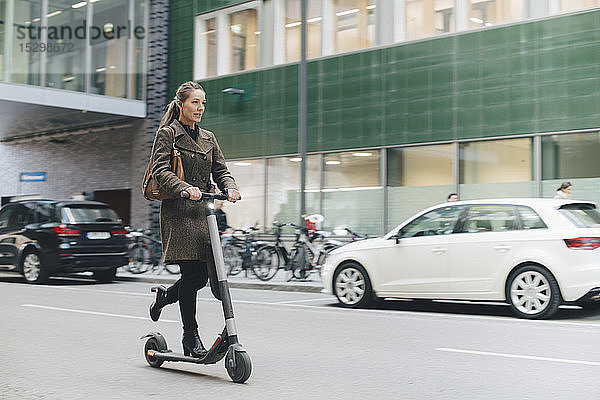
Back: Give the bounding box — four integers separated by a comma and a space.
147, 81, 241, 358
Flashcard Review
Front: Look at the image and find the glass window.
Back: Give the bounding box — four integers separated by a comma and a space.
406, 0, 454, 40
460, 205, 517, 233
205, 17, 217, 77
541, 133, 600, 203
11, 0, 42, 85
225, 159, 265, 230
36, 202, 57, 223
266, 155, 320, 229
459, 138, 534, 199
334, 0, 375, 54
558, 203, 600, 228
60, 205, 120, 223
322, 150, 382, 234
0, 205, 15, 228
468, 0, 524, 28
559, 0, 598, 12
517, 206, 547, 229
45, 0, 87, 92
229, 8, 258, 73
195, 16, 217, 78
10, 203, 36, 226
387, 144, 455, 230
399, 205, 465, 238
90, 0, 129, 97
285, 0, 322, 62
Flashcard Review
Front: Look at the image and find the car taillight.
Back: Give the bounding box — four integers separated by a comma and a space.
54, 225, 81, 237
564, 237, 600, 250
111, 228, 129, 237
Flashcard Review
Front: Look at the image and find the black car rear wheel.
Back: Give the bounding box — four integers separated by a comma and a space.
21, 249, 48, 284
93, 267, 117, 283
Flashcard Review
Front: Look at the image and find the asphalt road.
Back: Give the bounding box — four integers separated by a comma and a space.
2, 274, 600, 399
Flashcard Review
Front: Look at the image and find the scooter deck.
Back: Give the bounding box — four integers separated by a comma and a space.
146, 349, 224, 365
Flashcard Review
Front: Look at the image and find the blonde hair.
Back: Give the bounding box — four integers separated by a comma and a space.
159, 81, 205, 128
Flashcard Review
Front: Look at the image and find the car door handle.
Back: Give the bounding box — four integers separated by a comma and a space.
494, 245, 511, 252
431, 247, 447, 255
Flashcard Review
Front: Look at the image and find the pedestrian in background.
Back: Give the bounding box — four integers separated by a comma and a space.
148, 81, 241, 358
554, 182, 572, 199
447, 193, 458, 202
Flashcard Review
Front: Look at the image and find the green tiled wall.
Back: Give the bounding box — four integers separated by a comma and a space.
169, 6, 600, 159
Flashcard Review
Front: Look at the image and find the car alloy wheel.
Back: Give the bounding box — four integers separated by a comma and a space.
23, 252, 42, 282
334, 263, 373, 308
507, 265, 560, 319
510, 271, 551, 314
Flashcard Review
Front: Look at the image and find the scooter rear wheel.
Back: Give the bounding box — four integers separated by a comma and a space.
225, 351, 252, 383
144, 337, 166, 368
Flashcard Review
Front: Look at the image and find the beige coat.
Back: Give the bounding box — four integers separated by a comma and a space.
151, 119, 238, 262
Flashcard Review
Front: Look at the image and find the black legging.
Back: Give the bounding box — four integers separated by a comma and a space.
163, 259, 221, 333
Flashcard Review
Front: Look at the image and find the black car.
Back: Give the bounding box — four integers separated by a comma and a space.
0, 199, 129, 283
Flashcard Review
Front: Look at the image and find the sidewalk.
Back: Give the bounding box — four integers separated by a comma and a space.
116, 268, 324, 293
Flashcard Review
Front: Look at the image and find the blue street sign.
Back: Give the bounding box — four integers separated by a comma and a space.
20, 172, 46, 182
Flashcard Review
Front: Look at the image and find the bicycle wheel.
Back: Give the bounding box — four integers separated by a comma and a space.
223, 243, 243, 276
127, 244, 153, 274
251, 245, 280, 281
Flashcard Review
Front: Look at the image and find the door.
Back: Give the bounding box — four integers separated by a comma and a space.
376, 205, 465, 296
447, 204, 522, 294
0, 204, 36, 268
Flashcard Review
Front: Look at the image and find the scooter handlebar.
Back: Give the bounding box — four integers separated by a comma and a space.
180, 190, 230, 201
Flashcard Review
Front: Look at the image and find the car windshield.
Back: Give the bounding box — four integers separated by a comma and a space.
60, 205, 120, 224
558, 203, 600, 228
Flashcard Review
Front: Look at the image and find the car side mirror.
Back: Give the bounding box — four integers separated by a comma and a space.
395, 234, 401, 244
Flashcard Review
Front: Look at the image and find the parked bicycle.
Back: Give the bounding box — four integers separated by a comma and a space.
259, 222, 342, 281
126, 228, 180, 275
221, 226, 278, 281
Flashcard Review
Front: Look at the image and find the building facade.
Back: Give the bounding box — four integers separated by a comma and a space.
0, 0, 169, 231
169, 0, 600, 235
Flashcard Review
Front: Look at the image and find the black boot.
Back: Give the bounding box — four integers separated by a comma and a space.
149, 285, 167, 322
182, 330, 207, 358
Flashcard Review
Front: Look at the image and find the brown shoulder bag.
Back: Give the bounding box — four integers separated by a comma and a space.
142, 126, 185, 201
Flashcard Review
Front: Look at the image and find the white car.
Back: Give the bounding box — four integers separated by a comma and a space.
321, 198, 600, 319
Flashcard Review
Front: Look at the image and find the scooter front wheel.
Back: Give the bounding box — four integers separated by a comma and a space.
225, 350, 252, 383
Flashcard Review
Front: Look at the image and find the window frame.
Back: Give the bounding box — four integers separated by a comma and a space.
194, 1, 261, 79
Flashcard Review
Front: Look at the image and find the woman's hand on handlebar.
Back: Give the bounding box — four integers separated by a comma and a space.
227, 188, 241, 203
185, 186, 202, 201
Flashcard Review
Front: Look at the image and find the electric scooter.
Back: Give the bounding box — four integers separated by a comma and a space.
141, 190, 252, 383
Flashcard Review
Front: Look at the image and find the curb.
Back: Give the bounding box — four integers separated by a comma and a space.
116, 275, 324, 293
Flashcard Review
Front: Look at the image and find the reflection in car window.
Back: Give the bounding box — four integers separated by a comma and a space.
37, 203, 57, 223
517, 206, 547, 229
461, 205, 516, 233
559, 203, 600, 228
399, 206, 464, 238
10, 204, 36, 226
61, 206, 120, 224
0, 206, 14, 228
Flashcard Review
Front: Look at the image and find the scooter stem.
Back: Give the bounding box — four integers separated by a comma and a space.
205, 199, 240, 346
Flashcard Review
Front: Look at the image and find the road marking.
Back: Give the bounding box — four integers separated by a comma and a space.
437, 347, 600, 367
273, 298, 330, 304
21, 304, 179, 323
6, 281, 600, 329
